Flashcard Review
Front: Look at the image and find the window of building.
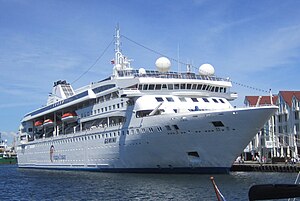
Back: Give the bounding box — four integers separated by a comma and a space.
295, 112, 299, 120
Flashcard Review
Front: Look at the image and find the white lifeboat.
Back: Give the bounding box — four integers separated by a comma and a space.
34, 120, 43, 129
43, 119, 54, 127
61, 112, 78, 123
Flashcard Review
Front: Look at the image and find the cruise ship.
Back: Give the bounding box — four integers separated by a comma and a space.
16, 28, 277, 173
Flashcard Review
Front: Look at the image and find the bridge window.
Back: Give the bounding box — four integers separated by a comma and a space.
149, 84, 155, 90
155, 84, 161, 90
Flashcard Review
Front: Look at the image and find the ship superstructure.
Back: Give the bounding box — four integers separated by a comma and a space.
16, 28, 277, 173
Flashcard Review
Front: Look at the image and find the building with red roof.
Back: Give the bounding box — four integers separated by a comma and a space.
243, 92, 300, 161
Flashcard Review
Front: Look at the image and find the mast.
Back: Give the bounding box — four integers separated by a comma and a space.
113, 25, 132, 77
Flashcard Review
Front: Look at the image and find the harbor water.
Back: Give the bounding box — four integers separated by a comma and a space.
0, 165, 299, 201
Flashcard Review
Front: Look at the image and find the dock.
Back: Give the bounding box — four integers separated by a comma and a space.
231, 162, 300, 172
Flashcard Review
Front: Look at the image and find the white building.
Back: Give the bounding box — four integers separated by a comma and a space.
244, 92, 300, 161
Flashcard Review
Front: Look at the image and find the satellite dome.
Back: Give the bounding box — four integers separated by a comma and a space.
199, 63, 215, 76
155, 57, 171, 72
138, 68, 146, 75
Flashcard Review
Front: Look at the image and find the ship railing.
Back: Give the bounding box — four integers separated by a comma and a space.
245, 104, 277, 108
117, 70, 230, 82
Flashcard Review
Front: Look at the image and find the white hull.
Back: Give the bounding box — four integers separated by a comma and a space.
17, 106, 276, 173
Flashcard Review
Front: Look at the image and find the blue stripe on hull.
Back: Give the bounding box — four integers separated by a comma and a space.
18, 166, 230, 174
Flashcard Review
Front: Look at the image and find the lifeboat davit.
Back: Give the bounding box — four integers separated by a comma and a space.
43, 119, 54, 127
61, 112, 78, 123
34, 120, 43, 129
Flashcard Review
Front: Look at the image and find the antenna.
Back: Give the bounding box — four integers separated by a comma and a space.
115, 25, 122, 65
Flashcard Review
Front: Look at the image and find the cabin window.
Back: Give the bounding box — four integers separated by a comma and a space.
212, 99, 218, 103
173, 125, 179, 130
166, 97, 174, 102
203, 98, 209, 103
136, 110, 152, 118
155, 97, 164, 102
165, 125, 172, 130
212, 121, 225, 127
179, 97, 186, 102
187, 151, 199, 157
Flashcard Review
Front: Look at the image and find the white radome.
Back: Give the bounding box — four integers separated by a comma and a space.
199, 63, 215, 76
155, 57, 171, 72
138, 68, 146, 75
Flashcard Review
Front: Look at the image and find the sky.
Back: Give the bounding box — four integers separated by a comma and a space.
1, 0, 300, 144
